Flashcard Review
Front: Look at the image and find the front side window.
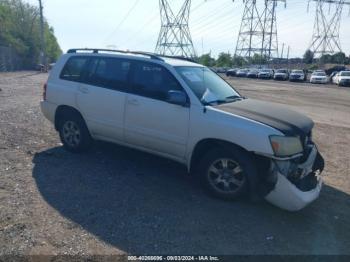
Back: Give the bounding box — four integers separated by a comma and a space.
60, 57, 89, 82
175, 67, 241, 105
131, 62, 182, 100
84, 57, 131, 91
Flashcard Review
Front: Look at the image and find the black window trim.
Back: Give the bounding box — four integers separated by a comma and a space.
128, 60, 190, 105
59, 55, 191, 106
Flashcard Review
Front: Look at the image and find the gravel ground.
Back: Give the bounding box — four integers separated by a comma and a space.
0, 72, 350, 258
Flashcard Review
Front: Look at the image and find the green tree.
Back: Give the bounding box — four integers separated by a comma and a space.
198, 53, 215, 67
0, 0, 61, 69
249, 54, 267, 65
216, 52, 232, 67
232, 55, 246, 67
303, 49, 314, 64
332, 52, 346, 64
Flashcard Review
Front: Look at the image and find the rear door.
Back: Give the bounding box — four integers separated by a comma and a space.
124, 61, 190, 159
76, 56, 131, 142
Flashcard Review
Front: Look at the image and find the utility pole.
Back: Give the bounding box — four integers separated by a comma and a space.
287, 45, 290, 68
38, 0, 46, 70
308, 0, 350, 57
155, 0, 196, 58
280, 42, 285, 59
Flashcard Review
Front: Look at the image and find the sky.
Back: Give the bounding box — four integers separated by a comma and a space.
24, 0, 350, 58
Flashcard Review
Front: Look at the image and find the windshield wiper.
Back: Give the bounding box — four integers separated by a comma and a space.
225, 95, 243, 101
202, 96, 243, 106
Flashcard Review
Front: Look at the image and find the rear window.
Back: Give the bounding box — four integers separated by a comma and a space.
60, 57, 89, 82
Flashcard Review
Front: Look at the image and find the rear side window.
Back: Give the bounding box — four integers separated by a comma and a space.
60, 57, 89, 82
131, 61, 182, 101
84, 57, 131, 91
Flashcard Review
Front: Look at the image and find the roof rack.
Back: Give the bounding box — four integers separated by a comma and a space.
158, 54, 197, 63
66, 48, 198, 64
67, 48, 164, 61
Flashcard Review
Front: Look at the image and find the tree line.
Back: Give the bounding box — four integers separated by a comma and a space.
0, 0, 61, 69
197, 51, 350, 68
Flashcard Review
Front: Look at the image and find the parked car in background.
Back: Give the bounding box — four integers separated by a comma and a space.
333, 71, 350, 87
310, 72, 328, 84
258, 69, 274, 79
216, 67, 227, 74
326, 66, 347, 76
247, 69, 259, 78
274, 69, 289, 81
236, 69, 249, 77
226, 68, 238, 77
289, 70, 305, 82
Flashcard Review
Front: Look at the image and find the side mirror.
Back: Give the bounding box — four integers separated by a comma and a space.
166, 90, 188, 107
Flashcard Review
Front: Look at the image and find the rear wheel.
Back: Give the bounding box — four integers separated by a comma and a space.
58, 114, 92, 153
198, 148, 254, 200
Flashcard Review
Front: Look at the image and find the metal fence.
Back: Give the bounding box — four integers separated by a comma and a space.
0, 46, 22, 72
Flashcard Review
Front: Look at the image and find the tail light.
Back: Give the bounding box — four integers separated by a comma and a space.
43, 82, 47, 101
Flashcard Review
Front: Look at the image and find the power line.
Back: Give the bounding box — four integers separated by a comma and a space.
103, 0, 141, 44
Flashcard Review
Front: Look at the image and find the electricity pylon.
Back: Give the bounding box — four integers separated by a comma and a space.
235, 0, 264, 58
155, 0, 196, 58
308, 0, 350, 57
234, 0, 286, 61
261, 0, 286, 60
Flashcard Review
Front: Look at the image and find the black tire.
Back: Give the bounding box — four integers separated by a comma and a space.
198, 148, 256, 200
58, 113, 92, 153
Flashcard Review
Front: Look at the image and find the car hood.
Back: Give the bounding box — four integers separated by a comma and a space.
215, 99, 314, 137
275, 73, 287, 76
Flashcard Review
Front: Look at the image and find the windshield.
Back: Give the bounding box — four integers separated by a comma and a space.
340, 71, 350, 76
276, 70, 287, 73
260, 70, 270, 73
292, 70, 303, 74
313, 72, 326, 76
175, 66, 241, 105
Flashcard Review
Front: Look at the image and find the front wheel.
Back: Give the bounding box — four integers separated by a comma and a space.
198, 148, 253, 200
58, 114, 92, 153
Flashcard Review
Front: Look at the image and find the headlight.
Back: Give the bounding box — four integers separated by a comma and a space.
269, 136, 303, 157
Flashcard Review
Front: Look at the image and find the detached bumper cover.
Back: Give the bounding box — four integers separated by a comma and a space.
265, 147, 325, 211
265, 174, 322, 211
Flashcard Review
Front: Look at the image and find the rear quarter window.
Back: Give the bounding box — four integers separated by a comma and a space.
60, 57, 89, 82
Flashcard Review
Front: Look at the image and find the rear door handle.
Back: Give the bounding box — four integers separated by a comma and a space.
128, 99, 140, 106
79, 86, 89, 94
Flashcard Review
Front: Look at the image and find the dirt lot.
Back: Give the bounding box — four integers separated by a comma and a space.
0, 72, 350, 257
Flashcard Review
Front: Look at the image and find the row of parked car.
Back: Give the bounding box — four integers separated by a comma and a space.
223, 68, 350, 87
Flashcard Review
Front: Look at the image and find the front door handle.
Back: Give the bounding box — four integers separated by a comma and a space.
79, 86, 89, 94
128, 99, 140, 106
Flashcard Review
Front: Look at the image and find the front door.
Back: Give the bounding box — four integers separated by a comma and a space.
124, 61, 190, 159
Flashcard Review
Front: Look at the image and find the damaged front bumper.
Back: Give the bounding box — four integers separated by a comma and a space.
264, 145, 325, 211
